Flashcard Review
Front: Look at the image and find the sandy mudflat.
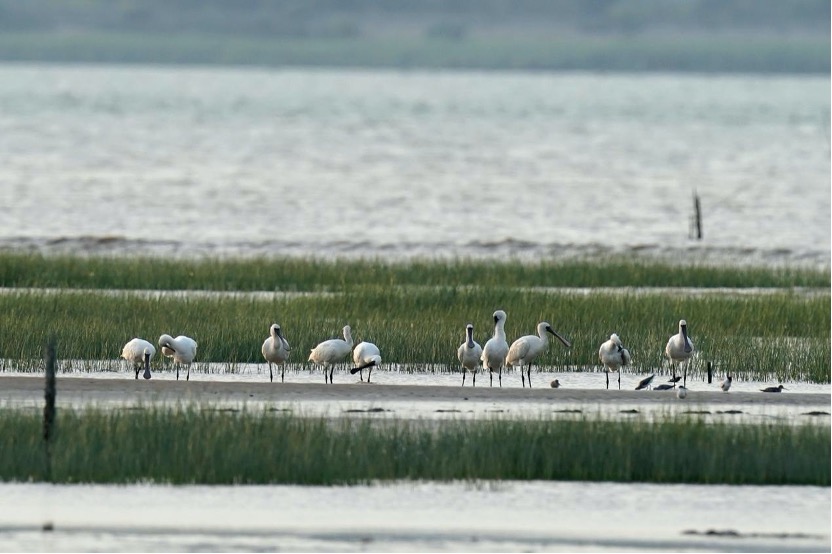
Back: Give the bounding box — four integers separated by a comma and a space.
0, 375, 828, 410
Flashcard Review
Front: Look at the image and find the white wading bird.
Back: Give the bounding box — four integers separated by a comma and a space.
121, 338, 155, 380
481, 310, 509, 387
309, 325, 353, 384
598, 333, 631, 390
507, 321, 572, 388
262, 323, 290, 383
721, 374, 732, 392
457, 323, 483, 387
665, 319, 694, 387
350, 341, 381, 383
158, 334, 198, 381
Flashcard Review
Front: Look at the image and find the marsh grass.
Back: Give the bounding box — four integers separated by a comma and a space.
0, 408, 827, 485
1, 287, 828, 382
0, 253, 828, 290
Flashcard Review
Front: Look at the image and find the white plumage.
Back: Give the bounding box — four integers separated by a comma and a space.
262, 323, 290, 383
457, 323, 483, 387
351, 341, 381, 383
721, 374, 732, 392
308, 325, 353, 384
677, 385, 688, 399
665, 319, 694, 386
158, 334, 198, 381
598, 333, 631, 390
507, 321, 571, 388
480, 310, 508, 387
121, 338, 155, 380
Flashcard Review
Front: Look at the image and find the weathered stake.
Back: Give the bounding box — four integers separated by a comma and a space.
707, 361, 713, 384
43, 336, 57, 483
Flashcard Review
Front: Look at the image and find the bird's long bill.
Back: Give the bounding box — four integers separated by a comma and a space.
682, 325, 692, 353
547, 328, 572, 348
349, 360, 377, 374
466, 326, 475, 348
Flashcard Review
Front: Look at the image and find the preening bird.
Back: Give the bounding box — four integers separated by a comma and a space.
121, 338, 155, 380
158, 334, 198, 381
262, 323, 290, 383
598, 333, 631, 390
507, 321, 571, 388
457, 323, 483, 387
351, 341, 381, 383
481, 310, 509, 387
308, 325, 353, 384
721, 374, 732, 392
665, 319, 694, 386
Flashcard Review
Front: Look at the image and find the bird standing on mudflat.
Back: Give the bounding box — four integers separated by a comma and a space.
721, 374, 732, 392
158, 334, 198, 381
507, 321, 571, 388
481, 310, 509, 387
665, 319, 694, 386
457, 323, 483, 387
121, 338, 155, 380
598, 333, 631, 390
351, 341, 381, 383
309, 325, 353, 384
262, 323, 290, 383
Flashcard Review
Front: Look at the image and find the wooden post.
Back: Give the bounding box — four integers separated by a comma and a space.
707, 361, 712, 384
43, 336, 56, 483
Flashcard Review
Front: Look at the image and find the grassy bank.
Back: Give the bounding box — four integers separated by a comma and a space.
1, 408, 827, 485
0, 31, 827, 73
0, 253, 828, 290
0, 287, 828, 382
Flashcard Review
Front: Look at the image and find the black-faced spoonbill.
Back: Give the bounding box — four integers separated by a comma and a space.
350, 341, 381, 383
507, 321, 571, 388
262, 323, 290, 383
121, 338, 155, 380
598, 333, 631, 390
457, 323, 483, 387
635, 374, 655, 390
761, 384, 786, 393
158, 334, 198, 381
665, 319, 694, 386
721, 374, 732, 392
309, 325, 353, 384
480, 310, 508, 387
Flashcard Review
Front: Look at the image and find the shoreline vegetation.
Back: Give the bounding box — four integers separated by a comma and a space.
1, 408, 827, 486
0, 254, 828, 383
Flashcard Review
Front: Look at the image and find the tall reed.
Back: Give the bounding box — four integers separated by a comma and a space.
0, 408, 827, 486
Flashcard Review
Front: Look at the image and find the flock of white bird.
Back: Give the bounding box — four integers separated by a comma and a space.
120, 310, 784, 394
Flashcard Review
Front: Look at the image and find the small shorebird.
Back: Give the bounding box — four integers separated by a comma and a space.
262, 323, 290, 383
721, 374, 732, 392
457, 323, 483, 387
550, 379, 561, 388
351, 341, 381, 383
761, 384, 786, 393
635, 374, 655, 390
507, 321, 571, 388
121, 338, 155, 380
158, 334, 198, 381
481, 310, 509, 387
598, 333, 631, 390
677, 385, 688, 399
654, 383, 674, 391
665, 319, 694, 386
309, 325, 353, 384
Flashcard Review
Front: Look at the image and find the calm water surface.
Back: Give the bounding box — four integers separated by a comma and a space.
0, 64, 828, 266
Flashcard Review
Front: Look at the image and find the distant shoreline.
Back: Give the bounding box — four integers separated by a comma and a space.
0, 31, 827, 74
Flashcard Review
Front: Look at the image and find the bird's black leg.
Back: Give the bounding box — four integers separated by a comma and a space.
618, 371, 621, 390
281, 365, 285, 383
462, 371, 466, 387
186, 365, 190, 381
499, 367, 502, 388
528, 364, 532, 388
329, 366, 334, 384
368, 367, 372, 383
176, 365, 180, 381
269, 363, 273, 383
683, 361, 687, 388
472, 371, 475, 387
605, 369, 609, 390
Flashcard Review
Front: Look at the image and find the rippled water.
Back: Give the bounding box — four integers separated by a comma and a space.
0, 64, 828, 266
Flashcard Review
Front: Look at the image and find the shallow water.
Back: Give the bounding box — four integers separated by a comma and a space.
1, 481, 828, 552
0, 64, 828, 267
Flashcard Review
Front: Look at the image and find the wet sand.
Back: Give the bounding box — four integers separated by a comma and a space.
1, 375, 828, 409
